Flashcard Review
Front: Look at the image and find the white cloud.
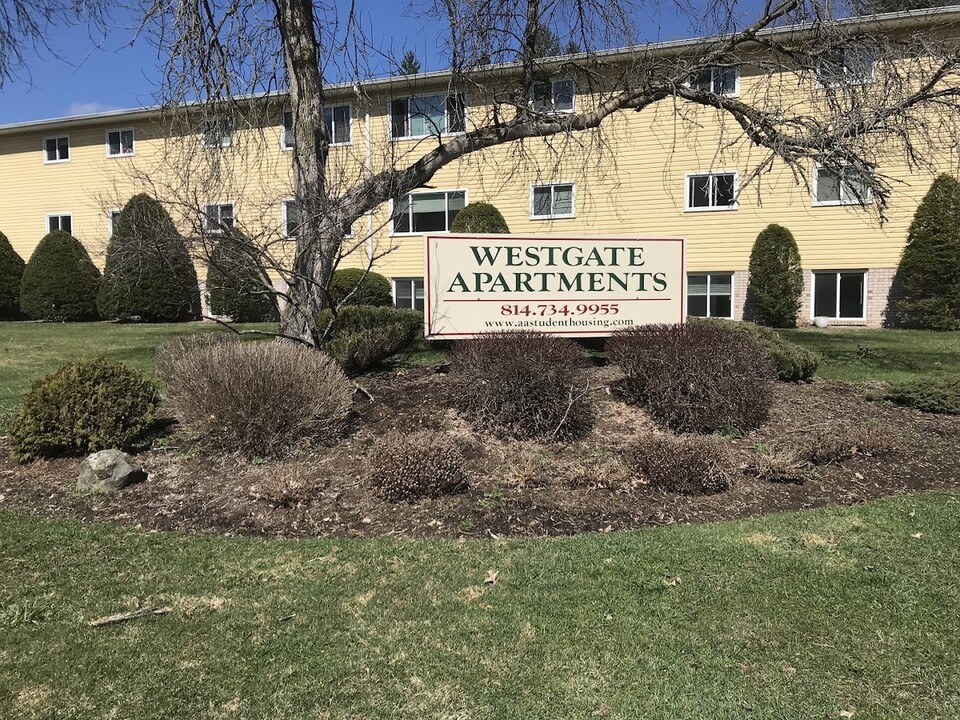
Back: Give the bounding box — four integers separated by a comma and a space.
66, 101, 122, 117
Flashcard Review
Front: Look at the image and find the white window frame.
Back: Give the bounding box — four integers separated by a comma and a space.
200, 119, 233, 149
531, 77, 576, 113
107, 208, 122, 236
390, 189, 468, 236
203, 203, 235, 233
105, 128, 136, 158
684, 171, 739, 212
529, 182, 576, 220
685, 66, 740, 98
811, 269, 868, 322
46, 213, 73, 234
812, 165, 873, 207
281, 198, 299, 238
686, 272, 734, 319
282, 104, 354, 150
389, 93, 467, 140
43, 135, 70, 164
393, 277, 425, 310
816, 47, 877, 88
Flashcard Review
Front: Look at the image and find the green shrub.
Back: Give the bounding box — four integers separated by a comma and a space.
890, 175, 960, 329
329, 268, 393, 307
19, 230, 101, 321
746, 223, 804, 328
367, 431, 467, 501
207, 230, 279, 322
9, 358, 158, 461
315, 305, 422, 374
626, 434, 732, 495
452, 331, 594, 440
156, 334, 353, 457
0, 231, 25, 320
691, 318, 819, 381
885, 376, 960, 414
607, 323, 772, 434
97, 194, 201, 322
449, 202, 510, 233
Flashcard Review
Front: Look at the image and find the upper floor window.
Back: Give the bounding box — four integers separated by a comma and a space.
106, 128, 135, 157
687, 66, 739, 97
201, 118, 232, 148
204, 203, 234, 232
393, 190, 465, 233
44, 136, 70, 163
47, 214, 72, 234
685, 172, 737, 211
390, 94, 465, 138
283, 105, 352, 149
531, 183, 575, 219
532, 78, 575, 113
816, 47, 876, 87
813, 166, 872, 206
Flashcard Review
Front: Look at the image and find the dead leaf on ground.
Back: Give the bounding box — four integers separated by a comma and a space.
910, 532, 924, 539
484, 569, 499, 585
664, 576, 682, 587
840, 710, 855, 719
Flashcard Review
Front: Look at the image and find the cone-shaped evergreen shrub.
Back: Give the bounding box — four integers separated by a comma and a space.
19, 230, 101, 321
891, 174, 960, 330
329, 268, 393, 307
746, 224, 804, 328
97, 193, 201, 322
449, 202, 510, 233
0, 231, 26, 320
207, 230, 279, 322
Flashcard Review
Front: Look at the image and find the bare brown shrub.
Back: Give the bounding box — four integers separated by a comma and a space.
625, 434, 733, 496
797, 423, 899, 466
367, 431, 467, 502
156, 335, 352, 457
746, 446, 808, 484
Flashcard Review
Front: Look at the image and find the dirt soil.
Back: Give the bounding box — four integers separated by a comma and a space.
1, 366, 958, 538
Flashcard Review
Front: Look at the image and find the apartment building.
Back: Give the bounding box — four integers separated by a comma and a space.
2, 7, 959, 326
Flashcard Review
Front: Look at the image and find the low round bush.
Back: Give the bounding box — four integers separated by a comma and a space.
885, 376, 960, 414
315, 305, 422, 374
207, 231, 279, 322
329, 268, 392, 307
691, 318, 819, 382
626, 434, 732, 495
607, 323, 773, 434
367, 431, 467, 501
452, 331, 594, 440
19, 230, 101, 321
156, 335, 353, 457
449, 202, 510, 233
9, 358, 158, 461
0, 231, 26, 320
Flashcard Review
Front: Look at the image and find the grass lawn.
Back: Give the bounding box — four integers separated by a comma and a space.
780, 328, 960, 384
1, 491, 958, 719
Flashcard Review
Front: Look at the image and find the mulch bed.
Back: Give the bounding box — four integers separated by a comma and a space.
1, 366, 958, 538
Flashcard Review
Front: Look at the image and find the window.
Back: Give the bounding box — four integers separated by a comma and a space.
531, 183, 575, 219
43, 136, 70, 163
108, 209, 122, 235
283, 105, 352, 149
813, 271, 866, 320
394, 278, 424, 311
282, 200, 300, 237
392, 191, 465, 233
817, 47, 876, 86
686, 66, 739, 97
685, 172, 737, 211
390, 94, 465, 138
204, 203, 234, 232
532, 78, 575, 113
47, 214, 72, 234
687, 273, 733, 318
201, 119, 232, 148
813, 166, 872, 206
106, 128, 135, 157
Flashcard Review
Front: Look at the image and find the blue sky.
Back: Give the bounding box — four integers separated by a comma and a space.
0, 1, 721, 125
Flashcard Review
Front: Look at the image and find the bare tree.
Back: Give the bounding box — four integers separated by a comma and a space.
133, 0, 960, 346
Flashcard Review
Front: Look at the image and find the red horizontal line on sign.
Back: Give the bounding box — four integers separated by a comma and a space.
442, 297, 674, 303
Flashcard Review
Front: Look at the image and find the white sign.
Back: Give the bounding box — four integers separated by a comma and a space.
424, 234, 686, 339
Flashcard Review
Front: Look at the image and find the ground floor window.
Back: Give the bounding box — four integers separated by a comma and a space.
394, 278, 424, 311
47, 214, 72, 234
813, 271, 865, 319
687, 273, 733, 318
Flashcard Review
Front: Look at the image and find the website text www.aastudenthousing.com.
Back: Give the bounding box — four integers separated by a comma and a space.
484, 317, 636, 329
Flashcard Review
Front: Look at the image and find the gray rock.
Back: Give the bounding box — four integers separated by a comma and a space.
77, 450, 147, 492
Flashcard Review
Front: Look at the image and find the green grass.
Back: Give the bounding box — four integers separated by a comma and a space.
781, 328, 960, 383
0, 322, 274, 414
1, 492, 958, 718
